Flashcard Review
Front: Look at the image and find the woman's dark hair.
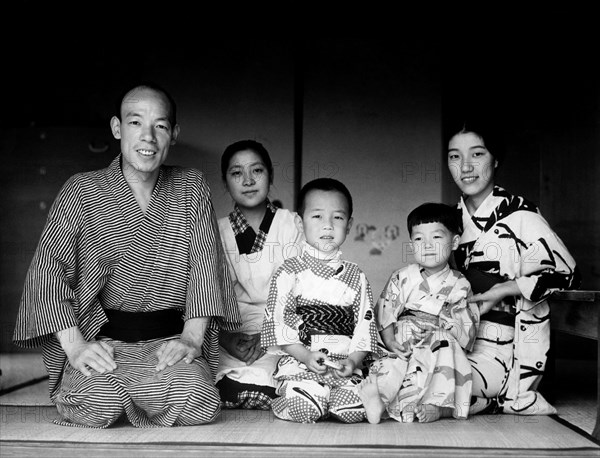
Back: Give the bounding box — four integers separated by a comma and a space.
115, 81, 177, 127
445, 118, 505, 164
407, 202, 460, 236
221, 140, 274, 185
297, 178, 353, 218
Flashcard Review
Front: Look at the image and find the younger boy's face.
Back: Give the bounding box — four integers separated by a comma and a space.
298, 189, 353, 254
410, 222, 459, 275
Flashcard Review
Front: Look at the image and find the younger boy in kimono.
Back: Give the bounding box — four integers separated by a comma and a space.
261, 178, 379, 423
358, 202, 479, 423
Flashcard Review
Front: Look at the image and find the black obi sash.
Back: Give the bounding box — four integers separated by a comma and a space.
98, 308, 184, 342
296, 304, 354, 347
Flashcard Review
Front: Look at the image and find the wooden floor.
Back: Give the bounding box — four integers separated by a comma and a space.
1, 349, 598, 457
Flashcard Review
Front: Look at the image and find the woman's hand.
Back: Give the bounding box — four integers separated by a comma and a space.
469, 280, 521, 316
236, 333, 263, 364
220, 331, 263, 363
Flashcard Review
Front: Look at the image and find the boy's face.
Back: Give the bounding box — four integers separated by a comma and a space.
410, 222, 459, 275
298, 189, 353, 254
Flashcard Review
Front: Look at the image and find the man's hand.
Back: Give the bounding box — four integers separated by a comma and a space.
155, 316, 210, 371
155, 337, 201, 371
56, 327, 116, 377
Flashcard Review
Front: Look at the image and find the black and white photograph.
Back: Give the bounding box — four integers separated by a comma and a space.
1, 5, 598, 457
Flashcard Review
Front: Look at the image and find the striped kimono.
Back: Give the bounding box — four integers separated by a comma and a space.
261, 246, 379, 423
455, 186, 581, 416
13, 155, 241, 428
369, 264, 478, 421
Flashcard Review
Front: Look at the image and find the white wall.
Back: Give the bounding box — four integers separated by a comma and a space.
301, 41, 443, 296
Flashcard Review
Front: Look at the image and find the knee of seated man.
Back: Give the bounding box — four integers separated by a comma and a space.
55, 373, 124, 427
170, 364, 222, 425
57, 400, 124, 428
174, 382, 221, 426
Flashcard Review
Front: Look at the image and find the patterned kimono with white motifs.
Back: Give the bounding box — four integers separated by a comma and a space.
369, 263, 478, 421
455, 185, 581, 416
261, 248, 378, 423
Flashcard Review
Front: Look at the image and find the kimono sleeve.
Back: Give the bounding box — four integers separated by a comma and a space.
261, 263, 301, 353
187, 173, 240, 331
375, 270, 405, 331
13, 176, 83, 347
440, 273, 479, 351
348, 271, 378, 355
513, 212, 581, 306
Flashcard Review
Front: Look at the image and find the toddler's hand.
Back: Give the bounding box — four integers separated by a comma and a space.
386, 340, 410, 359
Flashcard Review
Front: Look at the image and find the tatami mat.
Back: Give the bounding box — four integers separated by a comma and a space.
1, 407, 599, 452
1, 352, 598, 457
0, 353, 46, 391
0, 379, 52, 406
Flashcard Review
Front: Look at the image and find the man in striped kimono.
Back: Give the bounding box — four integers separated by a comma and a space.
13, 83, 241, 428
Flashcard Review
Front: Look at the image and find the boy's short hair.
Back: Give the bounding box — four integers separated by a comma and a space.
407, 202, 460, 236
297, 178, 353, 218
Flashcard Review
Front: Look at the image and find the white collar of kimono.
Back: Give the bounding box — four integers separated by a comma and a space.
460, 185, 503, 232
302, 241, 342, 268
418, 263, 450, 285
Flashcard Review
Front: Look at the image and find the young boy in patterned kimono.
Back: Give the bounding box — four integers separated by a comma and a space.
261, 178, 379, 423
358, 202, 479, 423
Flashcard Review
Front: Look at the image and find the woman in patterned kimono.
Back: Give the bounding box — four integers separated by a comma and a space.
446, 121, 581, 416
216, 140, 303, 409
358, 203, 479, 424
12, 83, 241, 428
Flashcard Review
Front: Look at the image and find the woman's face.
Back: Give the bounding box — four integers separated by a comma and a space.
447, 132, 497, 208
225, 149, 270, 210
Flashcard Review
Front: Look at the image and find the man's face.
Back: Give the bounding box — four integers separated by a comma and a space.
111, 87, 179, 180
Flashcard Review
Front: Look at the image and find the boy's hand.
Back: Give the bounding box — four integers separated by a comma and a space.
305, 351, 329, 375
330, 358, 355, 378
